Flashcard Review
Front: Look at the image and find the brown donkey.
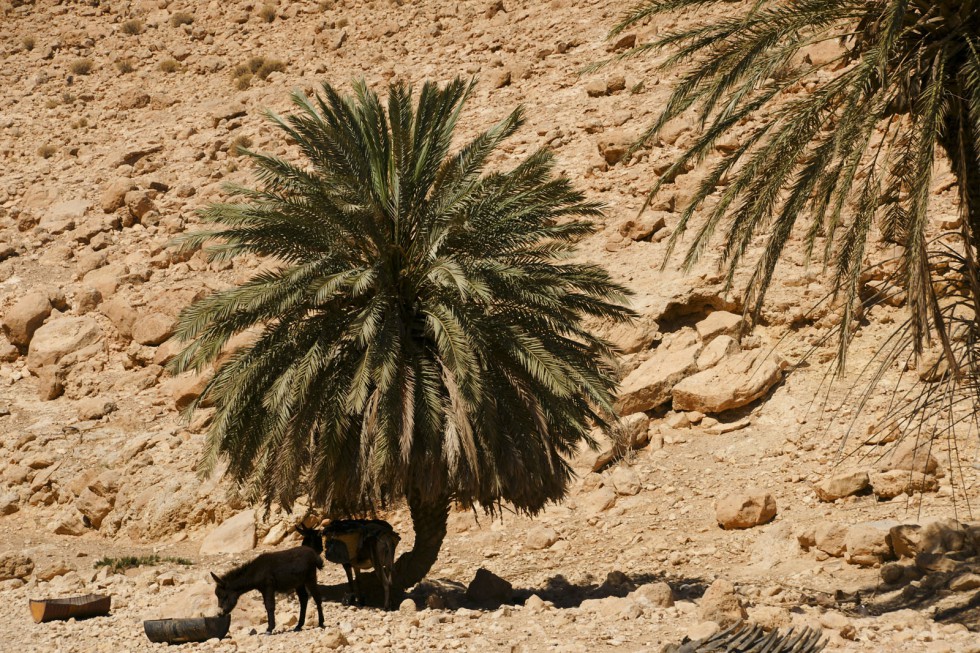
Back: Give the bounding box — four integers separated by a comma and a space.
211, 545, 324, 634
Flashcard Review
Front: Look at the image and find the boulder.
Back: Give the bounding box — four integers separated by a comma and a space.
0, 553, 34, 581
609, 465, 641, 496
166, 372, 211, 411
132, 312, 174, 346
814, 471, 870, 502
36, 365, 66, 400
871, 470, 939, 499
51, 509, 87, 536
83, 264, 128, 299
949, 573, 980, 592
41, 199, 88, 234
695, 311, 743, 343
76, 397, 116, 421
1, 290, 51, 348
631, 581, 674, 608
715, 490, 776, 529
616, 344, 700, 413
0, 492, 19, 516
200, 510, 256, 555
465, 568, 512, 606
883, 439, 943, 477
814, 522, 848, 557
75, 488, 113, 529
672, 349, 784, 414
101, 179, 137, 213
696, 335, 739, 370
618, 212, 666, 242
698, 578, 747, 627
526, 526, 559, 551
597, 130, 633, 166
101, 295, 138, 338
845, 520, 897, 566
582, 487, 617, 514
890, 519, 970, 558
603, 314, 660, 354
26, 316, 102, 372
124, 190, 157, 223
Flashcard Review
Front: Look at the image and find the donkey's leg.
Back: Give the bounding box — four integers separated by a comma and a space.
306, 575, 324, 628
374, 563, 391, 610
294, 585, 309, 631
262, 589, 276, 634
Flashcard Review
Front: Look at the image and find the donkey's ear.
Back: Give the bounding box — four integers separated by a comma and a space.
211, 572, 224, 586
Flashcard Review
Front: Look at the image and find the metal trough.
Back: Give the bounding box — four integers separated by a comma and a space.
143, 615, 231, 644
29, 593, 111, 623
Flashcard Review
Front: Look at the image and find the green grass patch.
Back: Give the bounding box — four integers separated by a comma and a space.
94, 555, 193, 573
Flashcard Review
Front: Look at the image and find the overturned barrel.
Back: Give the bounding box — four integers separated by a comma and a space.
143, 615, 231, 644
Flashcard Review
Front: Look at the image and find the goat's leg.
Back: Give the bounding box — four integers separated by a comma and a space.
353, 568, 365, 606
294, 585, 308, 631
342, 564, 357, 606
306, 576, 324, 628
262, 589, 276, 634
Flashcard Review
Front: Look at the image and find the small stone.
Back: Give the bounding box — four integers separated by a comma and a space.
322, 631, 348, 649
132, 312, 174, 346
398, 598, 417, 613
609, 465, 641, 496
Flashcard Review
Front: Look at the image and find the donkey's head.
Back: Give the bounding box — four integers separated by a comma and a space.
211, 571, 240, 616
296, 524, 323, 555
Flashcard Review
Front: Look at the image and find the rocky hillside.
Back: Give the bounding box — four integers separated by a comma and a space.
1, 1, 979, 651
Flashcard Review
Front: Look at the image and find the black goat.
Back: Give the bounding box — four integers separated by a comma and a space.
211, 546, 324, 634
299, 520, 400, 610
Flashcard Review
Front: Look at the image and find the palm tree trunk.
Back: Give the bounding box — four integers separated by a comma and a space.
940, 98, 980, 246
392, 493, 450, 590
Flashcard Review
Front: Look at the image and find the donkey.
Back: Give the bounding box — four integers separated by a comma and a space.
211, 545, 324, 634
299, 520, 400, 610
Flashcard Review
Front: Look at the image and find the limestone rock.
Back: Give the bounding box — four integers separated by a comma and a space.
696, 335, 739, 371
583, 487, 617, 514
618, 212, 666, 242
526, 526, 559, 551
132, 312, 173, 346
52, 509, 87, 536
603, 313, 660, 354
76, 397, 116, 421
101, 179, 137, 212
883, 439, 943, 477
200, 510, 256, 555
166, 372, 211, 411
814, 522, 848, 557
75, 487, 113, 529
890, 519, 969, 558
597, 129, 633, 166
631, 581, 674, 608
609, 465, 641, 496
949, 573, 980, 592
698, 578, 747, 627
0, 492, 19, 516
102, 295, 138, 338
814, 471, 870, 502
845, 520, 897, 566
871, 470, 938, 499
36, 364, 66, 400
672, 349, 784, 414
465, 567, 512, 606
616, 344, 700, 413
695, 311, 743, 343
26, 316, 102, 372
0, 553, 34, 581
2, 290, 51, 349
715, 490, 776, 529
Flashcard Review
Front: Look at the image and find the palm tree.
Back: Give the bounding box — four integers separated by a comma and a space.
167, 78, 634, 588
610, 2, 980, 448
